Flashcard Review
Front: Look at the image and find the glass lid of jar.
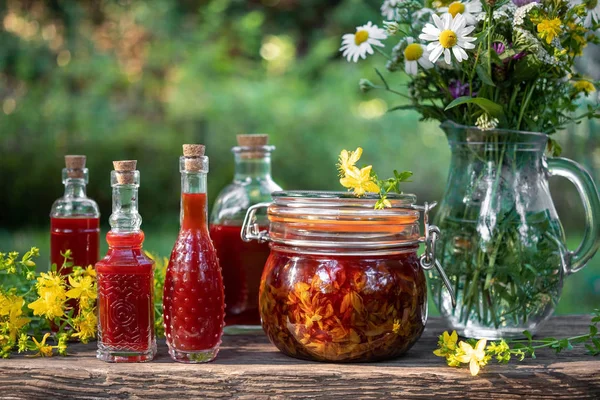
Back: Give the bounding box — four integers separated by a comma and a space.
265, 190, 421, 249
242, 191, 457, 306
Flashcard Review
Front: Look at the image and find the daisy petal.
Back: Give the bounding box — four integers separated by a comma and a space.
444, 48, 451, 64
429, 45, 444, 63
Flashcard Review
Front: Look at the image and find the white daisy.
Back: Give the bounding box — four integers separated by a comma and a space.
340, 22, 388, 63
439, 1, 483, 25
381, 0, 403, 20
419, 13, 476, 65
582, 0, 600, 27
403, 37, 434, 75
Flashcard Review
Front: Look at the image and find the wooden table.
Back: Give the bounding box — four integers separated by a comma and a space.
0, 316, 598, 399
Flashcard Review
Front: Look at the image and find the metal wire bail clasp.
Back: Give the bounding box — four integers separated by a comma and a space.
241, 202, 272, 243
413, 202, 457, 308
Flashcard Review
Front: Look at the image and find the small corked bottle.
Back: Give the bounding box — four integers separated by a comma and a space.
96, 160, 156, 363
50, 155, 100, 273
163, 144, 225, 363
210, 134, 282, 331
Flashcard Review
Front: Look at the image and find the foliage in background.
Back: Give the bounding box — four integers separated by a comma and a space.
0, 248, 96, 358
146, 251, 167, 339
433, 309, 600, 375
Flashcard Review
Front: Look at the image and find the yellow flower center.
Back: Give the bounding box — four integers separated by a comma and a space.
354, 30, 369, 45
588, 0, 598, 10
448, 2, 466, 17
404, 43, 424, 61
439, 30, 458, 48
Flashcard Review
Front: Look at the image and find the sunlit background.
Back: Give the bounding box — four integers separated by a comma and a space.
1, 0, 599, 314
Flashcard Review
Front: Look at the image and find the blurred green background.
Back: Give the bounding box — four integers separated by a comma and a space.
1, 0, 599, 315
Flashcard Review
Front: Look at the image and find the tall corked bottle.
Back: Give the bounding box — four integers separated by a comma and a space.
50, 155, 100, 272
96, 160, 156, 363
210, 134, 282, 331
163, 144, 225, 363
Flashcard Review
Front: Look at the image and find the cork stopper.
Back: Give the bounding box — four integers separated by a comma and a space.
183, 144, 205, 157
182, 144, 205, 171
237, 134, 268, 146
236, 134, 270, 159
65, 155, 86, 178
113, 160, 137, 184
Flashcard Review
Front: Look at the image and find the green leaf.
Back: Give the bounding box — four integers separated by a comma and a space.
445, 96, 504, 118
547, 138, 563, 157
523, 330, 533, 342
476, 65, 496, 87
591, 325, 598, 336
394, 170, 413, 182
388, 104, 418, 112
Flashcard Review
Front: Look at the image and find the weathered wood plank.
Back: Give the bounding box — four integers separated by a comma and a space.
0, 316, 598, 399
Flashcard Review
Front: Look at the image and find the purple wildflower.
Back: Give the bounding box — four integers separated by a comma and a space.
512, 51, 526, 61
448, 80, 472, 99
492, 42, 506, 55
512, 0, 539, 6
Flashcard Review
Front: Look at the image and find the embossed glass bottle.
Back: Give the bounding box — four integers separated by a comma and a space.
163, 145, 225, 363
96, 160, 156, 363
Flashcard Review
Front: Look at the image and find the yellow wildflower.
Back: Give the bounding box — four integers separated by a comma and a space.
72, 310, 97, 343
433, 330, 458, 357
31, 333, 53, 357
66, 275, 97, 308
0, 293, 9, 316
28, 289, 66, 319
6, 297, 30, 341
28, 271, 67, 319
36, 271, 64, 294
456, 339, 488, 376
392, 319, 401, 334
82, 265, 96, 278
537, 18, 562, 44
573, 80, 596, 95
340, 165, 380, 196
337, 147, 363, 176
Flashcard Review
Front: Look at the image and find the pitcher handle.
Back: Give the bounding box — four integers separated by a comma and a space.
547, 157, 600, 274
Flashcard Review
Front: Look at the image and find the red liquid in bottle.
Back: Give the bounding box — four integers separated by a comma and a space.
50, 217, 100, 272
164, 193, 224, 353
96, 231, 155, 362
209, 224, 270, 326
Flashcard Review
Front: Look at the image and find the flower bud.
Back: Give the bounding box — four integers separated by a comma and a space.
359, 79, 376, 93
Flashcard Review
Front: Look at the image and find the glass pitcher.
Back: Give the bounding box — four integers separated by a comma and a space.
429, 122, 600, 339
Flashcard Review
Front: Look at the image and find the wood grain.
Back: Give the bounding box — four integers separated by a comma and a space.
0, 316, 598, 399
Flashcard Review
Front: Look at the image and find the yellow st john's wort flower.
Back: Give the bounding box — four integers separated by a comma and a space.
573, 80, 596, 95
72, 310, 97, 343
457, 339, 488, 376
82, 265, 96, 278
31, 333, 54, 357
337, 147, 363, 176
340, 165, 380, 196
0, 293, 9, 316
537, 18, 562, 44
433, 330, 459, 357
28, 288, 67, 319
6, 297, 30, 341
66, 275, 97, 307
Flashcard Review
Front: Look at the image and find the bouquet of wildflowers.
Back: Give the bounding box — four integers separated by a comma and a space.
341, 0, 600, 148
